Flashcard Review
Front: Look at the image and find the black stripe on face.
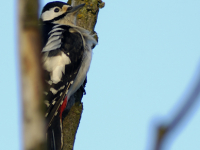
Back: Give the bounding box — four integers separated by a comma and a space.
42, 1, 67, 13
51, 12, 67, 22
43, 12, 67, 23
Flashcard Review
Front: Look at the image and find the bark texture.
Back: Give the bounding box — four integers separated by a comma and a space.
18, 0, 45, 150
62, 0, 105, 150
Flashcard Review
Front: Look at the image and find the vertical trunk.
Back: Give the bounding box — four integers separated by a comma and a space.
18, 0, 46, 150
62, 0, 105, 150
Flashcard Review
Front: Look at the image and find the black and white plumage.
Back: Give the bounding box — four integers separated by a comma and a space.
40, 1, 97, 150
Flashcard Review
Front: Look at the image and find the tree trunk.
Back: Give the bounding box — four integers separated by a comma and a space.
62, 0, 105, 150
18, 0, 46, 149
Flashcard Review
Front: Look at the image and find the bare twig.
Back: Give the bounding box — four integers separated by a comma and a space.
18, 0, 45, 149
153, 66, 200, 150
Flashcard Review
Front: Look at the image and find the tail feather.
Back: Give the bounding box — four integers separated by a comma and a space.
47, 114, 63, 150
46, 96, 68, 150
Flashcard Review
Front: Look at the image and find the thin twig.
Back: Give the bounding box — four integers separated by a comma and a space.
153, 65, 200, 150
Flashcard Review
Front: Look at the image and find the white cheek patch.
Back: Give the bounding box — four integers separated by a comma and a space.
41, 8, 64, 21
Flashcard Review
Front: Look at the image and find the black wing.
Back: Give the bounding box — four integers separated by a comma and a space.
42, 23, 84, 127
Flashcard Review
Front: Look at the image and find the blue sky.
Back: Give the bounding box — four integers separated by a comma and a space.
1, 0, 200, 150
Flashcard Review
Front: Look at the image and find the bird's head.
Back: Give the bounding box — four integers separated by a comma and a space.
41, 1, 85, 25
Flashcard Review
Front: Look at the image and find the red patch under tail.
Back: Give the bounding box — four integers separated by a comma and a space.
59, 96, 68, 118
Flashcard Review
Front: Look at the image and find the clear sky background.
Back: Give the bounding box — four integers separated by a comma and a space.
0, 0, 200, 150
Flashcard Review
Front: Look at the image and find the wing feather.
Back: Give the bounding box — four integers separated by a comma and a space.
42, 24, 84, 127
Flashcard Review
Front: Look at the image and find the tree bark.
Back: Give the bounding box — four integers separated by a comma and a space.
18, 0, 46, 150
62, 0, 105, 150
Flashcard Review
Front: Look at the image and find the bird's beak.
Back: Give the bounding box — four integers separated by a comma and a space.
68, 4, 85, 14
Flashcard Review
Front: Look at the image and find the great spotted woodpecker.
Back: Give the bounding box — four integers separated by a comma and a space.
40, 1, 97, 149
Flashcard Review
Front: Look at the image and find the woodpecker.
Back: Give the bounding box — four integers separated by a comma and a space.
40, 1, 97, 150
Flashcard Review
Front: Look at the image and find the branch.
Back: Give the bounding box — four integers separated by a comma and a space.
152, 66, 200, 150
62, 0, 105, 150
18, 0, 45, 149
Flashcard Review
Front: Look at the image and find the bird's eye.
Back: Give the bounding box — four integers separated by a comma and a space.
54, 8, 60, 12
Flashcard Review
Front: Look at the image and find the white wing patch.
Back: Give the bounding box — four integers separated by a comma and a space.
47, 80, 53, 85
44, 100, 50, 107
43, 39, 61, 52
42, 25, 64, 52
42, 25, 71, 83
52, 100, 56, 105
50, 88, 58, 94
42, 32, 62, 52
45, 35, 60, 46
49, 27, 64, 34
59, 85, 65, 91
43, 51, 71, 84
